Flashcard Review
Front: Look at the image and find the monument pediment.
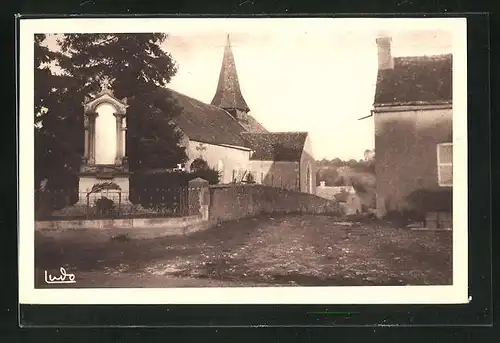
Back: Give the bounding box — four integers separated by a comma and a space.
83, 76, 128, 115
83, 92, 129, 115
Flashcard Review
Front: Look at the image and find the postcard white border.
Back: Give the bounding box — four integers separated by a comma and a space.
18, 17, 468, 305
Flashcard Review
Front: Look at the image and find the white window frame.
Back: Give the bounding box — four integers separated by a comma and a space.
437, 142, 453, 187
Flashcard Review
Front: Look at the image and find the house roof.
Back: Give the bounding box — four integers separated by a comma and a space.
373, 54, 453, 107
158, 88, 249, 148
242, 132, 308, 161
210, 35, 250, 112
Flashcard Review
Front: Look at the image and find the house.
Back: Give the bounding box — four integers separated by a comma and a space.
366, 36, 453, 227
316, 182, 361, 215
161, 35, 316, 193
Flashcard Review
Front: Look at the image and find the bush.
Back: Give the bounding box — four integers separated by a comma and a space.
190, 158, 209, 172
191, 167, 221, 185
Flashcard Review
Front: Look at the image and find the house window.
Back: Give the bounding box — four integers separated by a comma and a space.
437, 143, 453, 187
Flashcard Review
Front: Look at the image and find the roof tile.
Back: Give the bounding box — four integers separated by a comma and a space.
374, 54, 452, 106
242, 132, 308, 162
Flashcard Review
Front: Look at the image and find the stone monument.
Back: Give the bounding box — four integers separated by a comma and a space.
77, 76, 132, 206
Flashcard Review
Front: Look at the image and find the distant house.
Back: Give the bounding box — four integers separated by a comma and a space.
156, 34, 315, 193
365, 36, 452, 227
316, 182, 361, 215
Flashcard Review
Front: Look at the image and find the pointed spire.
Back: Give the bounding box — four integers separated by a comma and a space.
211, 34, 250, 112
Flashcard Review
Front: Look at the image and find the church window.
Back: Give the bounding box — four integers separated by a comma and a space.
217, 160, 224, 182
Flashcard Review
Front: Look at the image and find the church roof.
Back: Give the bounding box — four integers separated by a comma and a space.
161, 88, 249, 148
373, 54, 452, 107
242, 132, 308, 162
238, 115, 269, 133
155, 89, 310, 161
210, 34, 250, 112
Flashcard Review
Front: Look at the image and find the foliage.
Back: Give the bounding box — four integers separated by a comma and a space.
34, 34, 82, 188
333, 176, 347, 186
191, 168, 221, 185
316, 152, 375, 188
190, 158, 209, 172
316, 155, 375, 173
131, 168, 220, 190
315, 167, 338, 186
350, 177, 367, 193
34, 33, 188, 188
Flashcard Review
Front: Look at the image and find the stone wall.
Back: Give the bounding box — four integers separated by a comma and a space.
36, 179, 342, 237
35, 215, 211, 239
208, 184, 341, 222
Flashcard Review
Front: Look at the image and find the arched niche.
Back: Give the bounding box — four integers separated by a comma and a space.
94, 102, 118, 165
82, 87, 128, 167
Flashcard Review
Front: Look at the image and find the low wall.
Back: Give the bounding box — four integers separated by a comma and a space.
36, 215, 202, 231
35, 181, 342, 237
208, 184, 341, 222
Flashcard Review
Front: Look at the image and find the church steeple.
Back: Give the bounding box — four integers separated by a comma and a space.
211, 34, 250, 113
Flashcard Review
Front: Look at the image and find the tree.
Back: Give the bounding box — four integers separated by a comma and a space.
333, 176, 346, 186
35, 33, 188, 188
346, 159, 358, 168
34, 34, 80, 189
316, 168, 338, 186
330, 158, 343, 166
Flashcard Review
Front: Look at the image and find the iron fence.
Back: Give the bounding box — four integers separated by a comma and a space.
128, 187, 189, 218
35, 187, 188, 220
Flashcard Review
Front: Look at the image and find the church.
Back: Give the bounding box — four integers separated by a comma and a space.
164, 35, 316, 194
76, 34, 316, 202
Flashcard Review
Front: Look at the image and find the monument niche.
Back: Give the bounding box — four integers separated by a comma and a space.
76, 77, 132, 213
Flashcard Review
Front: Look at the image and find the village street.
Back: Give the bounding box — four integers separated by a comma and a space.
35, 214, 452, 288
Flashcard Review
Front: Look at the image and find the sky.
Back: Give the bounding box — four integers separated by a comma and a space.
43, 19, 455, 160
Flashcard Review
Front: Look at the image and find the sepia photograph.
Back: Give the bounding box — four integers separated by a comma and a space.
18, 17, 468, 304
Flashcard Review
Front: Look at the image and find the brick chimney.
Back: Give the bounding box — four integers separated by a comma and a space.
376, 36, 394, 70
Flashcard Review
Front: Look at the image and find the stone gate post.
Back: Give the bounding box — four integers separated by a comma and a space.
188, 177, 210, 220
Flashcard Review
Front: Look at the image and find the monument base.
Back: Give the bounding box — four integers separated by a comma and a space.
77, 175, 131, 206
